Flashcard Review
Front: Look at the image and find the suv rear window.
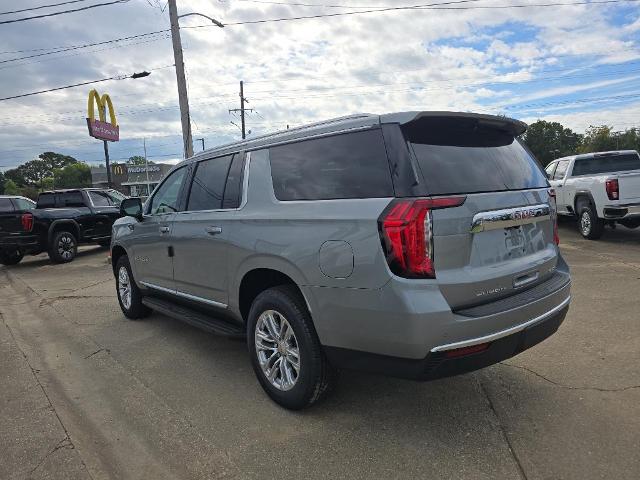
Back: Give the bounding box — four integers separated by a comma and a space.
571, 153, 640, 176
269, 129, 394, 201
403, 117, 548, 195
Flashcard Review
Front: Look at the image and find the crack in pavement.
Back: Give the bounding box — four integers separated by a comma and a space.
500, 362, 640, 392
39, 295, 112, 307
84, 348, 109, 359
0, 312, 95, 480
477, 378, 528, 480
28, 437, 75, 476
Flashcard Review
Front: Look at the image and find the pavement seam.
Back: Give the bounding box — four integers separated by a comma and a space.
0, 312, 95, 480
500, 362, 640, 392
477, 378, 529, 480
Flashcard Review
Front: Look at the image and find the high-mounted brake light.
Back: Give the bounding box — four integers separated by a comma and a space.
548, 189, 560, 245
21, 212, 33, 232
605, 179, 619, 200
378, 196, 466, 279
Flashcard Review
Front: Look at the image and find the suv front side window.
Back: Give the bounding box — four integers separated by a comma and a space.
149, 167, 186, 215
553, 160, 569, 180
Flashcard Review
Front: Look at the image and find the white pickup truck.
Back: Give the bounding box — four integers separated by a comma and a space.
546, 150, 640, 239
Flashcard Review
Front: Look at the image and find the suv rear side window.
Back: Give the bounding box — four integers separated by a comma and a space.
0, 198, 13, 212
572, 153, 640, 176
269, 129, 394, 201
187, 155, 233, 211
403, 117, 548, 195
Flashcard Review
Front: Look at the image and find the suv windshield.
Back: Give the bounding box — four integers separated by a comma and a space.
571, 153, 640, 176
402, 117, 548, 195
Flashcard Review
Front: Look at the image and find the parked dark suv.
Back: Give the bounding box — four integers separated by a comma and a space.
112, 112, 571, 409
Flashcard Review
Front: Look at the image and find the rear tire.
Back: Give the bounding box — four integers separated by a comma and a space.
48, 231, 77, 263
115, 255, 151, 319
247, 285, 338, 410
576, 199, 604, 240
0, 248, 24, 266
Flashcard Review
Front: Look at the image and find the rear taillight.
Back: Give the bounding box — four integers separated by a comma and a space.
605, 179, 619, 200
378, 196, 466, 279
21, 213, 33, 232
548, 189, 560, 245
444, 342, 490, 358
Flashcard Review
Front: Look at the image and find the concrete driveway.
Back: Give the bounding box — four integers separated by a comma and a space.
1, 220, 639, 479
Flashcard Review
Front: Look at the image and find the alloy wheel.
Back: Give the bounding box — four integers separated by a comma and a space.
58, 234, 75, 261
580, 211, 592, 236
118, 266, 132, 310
255, 309, 301, 391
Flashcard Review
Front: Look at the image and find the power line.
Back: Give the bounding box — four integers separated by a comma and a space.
0, 30, 169, 65
181, 0, 640, 28
0, 0, 93, 16
0, 67, 165, 102
0, 0, 130, 25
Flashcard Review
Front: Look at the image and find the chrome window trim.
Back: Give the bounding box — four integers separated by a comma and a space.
470, 203, 551, 233
250, 125, 375, 152
140, 281, 228, 309
431, 295, 570, 353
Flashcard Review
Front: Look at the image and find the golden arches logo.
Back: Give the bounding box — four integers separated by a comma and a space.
88, 89, 117, 126
86, 89, 119, 142
112, 164, 126, 175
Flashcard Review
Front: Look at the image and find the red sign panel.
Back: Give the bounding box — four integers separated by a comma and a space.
86, 118, 119, 142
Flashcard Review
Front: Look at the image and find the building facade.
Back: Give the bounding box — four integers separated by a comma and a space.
91, 162, 174, 197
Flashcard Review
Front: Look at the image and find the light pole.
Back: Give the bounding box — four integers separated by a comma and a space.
167, 1, 224, 159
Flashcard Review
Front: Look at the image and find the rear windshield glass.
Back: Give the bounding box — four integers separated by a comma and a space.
402, 117, 548, 195
571, 153, 640, 176
37, 193, 55, 208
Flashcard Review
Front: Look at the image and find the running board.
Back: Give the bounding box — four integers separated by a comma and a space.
142, 297, 245, 338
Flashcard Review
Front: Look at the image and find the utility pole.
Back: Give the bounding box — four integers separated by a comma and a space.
143, 138, 150, 196
102, 105, 112, 188
229, 81, 254, 139
168, 0, 193, 159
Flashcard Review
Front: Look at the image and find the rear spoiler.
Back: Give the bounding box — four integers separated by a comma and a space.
380, 111, 527, 137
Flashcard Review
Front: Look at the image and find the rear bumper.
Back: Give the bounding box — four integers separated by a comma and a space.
324, 301, 569, 380
603, 203, 640, 219
0, 234, 40, 250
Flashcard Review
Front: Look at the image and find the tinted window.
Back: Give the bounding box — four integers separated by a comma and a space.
88, 191, 113, 207
37, 193, 55, 208
269, 130, 394, 200
403, 118, 548, 195
0, 198, 13, 212
58, 191, 85, 207
553, 160, 569, 180
150, 167, 186, 214
187, 155, 233, 211
14, 198, 35, 210
572, 153, 640, 176
223, 154, 245, 209
106, 189, 126, 206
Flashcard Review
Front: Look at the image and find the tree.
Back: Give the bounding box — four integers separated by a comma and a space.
4, 167, 26, 187
127, 155, 151, 165
0, 171, 5, 195
4, 179, 20, 195
522, 120, 582, 166
38, 152, 78, 171
53, 163, 92, 189
579, 126, 617, 153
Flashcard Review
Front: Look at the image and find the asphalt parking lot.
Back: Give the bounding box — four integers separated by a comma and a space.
1, 219, 639, 480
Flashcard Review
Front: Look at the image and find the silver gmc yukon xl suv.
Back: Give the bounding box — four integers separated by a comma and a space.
111, 111, 571, 409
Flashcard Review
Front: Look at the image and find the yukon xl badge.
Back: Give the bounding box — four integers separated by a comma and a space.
475, 286, 507, 297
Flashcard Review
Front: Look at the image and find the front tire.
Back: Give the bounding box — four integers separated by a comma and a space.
247, 285, 338, 410
0, 248, 24, 266
577, 200, 604, 240
48, 231, 77, 263
115, 255, 151, 319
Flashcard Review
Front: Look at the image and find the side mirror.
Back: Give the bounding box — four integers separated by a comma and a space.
120, 197, 143, 220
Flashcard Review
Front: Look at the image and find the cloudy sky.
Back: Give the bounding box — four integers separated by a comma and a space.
1, 0, 639, 170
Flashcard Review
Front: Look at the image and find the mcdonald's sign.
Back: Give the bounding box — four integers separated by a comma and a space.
112, 164, 127, 176
86, 89, 119, 142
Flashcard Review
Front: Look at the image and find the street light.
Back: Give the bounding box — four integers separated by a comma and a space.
168, 0, 224, 159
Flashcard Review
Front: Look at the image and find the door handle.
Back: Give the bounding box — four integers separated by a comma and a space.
205, 226, 222, 235
159, 226, 170, 234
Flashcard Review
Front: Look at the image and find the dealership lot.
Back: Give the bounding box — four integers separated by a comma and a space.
1, 220, 639, 480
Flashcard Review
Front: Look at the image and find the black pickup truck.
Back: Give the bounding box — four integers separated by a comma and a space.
0, 188, 126, 265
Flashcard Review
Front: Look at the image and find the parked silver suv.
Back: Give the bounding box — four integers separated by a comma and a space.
111, 111, 571, 409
